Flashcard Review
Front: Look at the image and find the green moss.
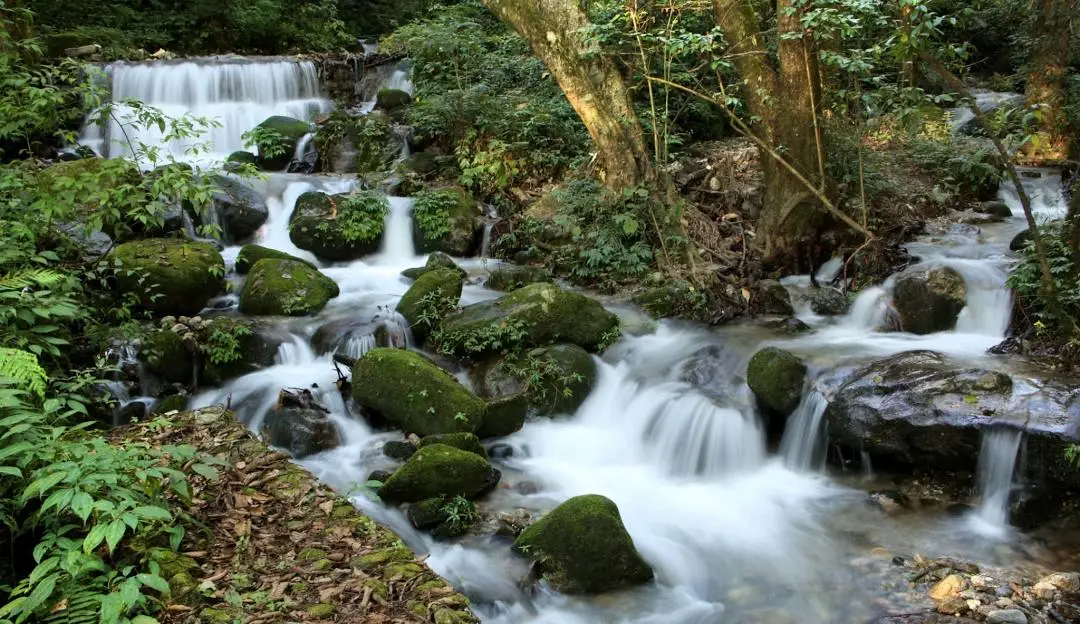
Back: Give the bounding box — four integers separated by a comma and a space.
412, 187, 481, 256
486, 266, 552, 292
363, 579, 389, 601
376, 88, 413, 111
397, 268, 464, 342
297, 548, 327, 562
478, 394, 528, 438
307, 603, 335, 618
402, 252, 466, 280
351, 546, 415, 571
201, 608, 234, 624
235, 244, 313, 274
515, 344, 597, 416
513, 494, 653, 594
407, 497, 448, 529
152, 394, 188, 415
378, 444, 497, 503
289, 191, 388, 261
384, 561, 425, 580
417, 433, 486, 458
239, 258, 339, 316
435, 608, 478, 624
198, 317, 277, 385
138, 330, 193, 384
226, 150, 257, 165
436, 283, 619, 359
254, 116, 312, 171
351, 349, 485, 435
113, 239, 224, 316
746, 347, 807, 416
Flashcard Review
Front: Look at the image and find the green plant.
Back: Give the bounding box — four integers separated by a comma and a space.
412, 189, 459, 241
439, 495, 478, 534
502, 354, 585, 403
204, 324, 253, 366
1008, 222, 1080, 330
414, 288, 457, 330
433, 318, 529, 358
242, 126, 290, 160
319, 191, 390, 244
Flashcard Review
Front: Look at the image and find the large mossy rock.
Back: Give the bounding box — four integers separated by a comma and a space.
437, 283, 619, 359
378, 444, 499, 503
891, 267, 967, 334
209, 175, 268, 242
235, 244, 313, 274
808, 287, 849, 316
472, 344, 597, 417
138, 330, 193, 385
401, 252, 466, 280
316, 112, 400, 175
113, 239, 224, 316
754, 280, 794, 316
289, 191, 386, 261
253, 116, 311, 171
486, 265, 552, 292
198, 318, 285, 386
412, 188, 483, 257
375, 88, 412, 112
396, 268, 464, 343
417, 433, 487, 459
746, 347, 807, 417
513, 494, 653, 594
351, 349, 485, 435
239, 259, 339, 316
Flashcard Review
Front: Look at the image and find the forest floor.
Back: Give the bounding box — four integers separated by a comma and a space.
114, 407, 478, 624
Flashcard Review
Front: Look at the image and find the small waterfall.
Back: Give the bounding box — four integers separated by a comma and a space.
480, 204, 499, 259
947, 90, 1024, 133
841, 286, 889, 331
341, 333, 377, 359
291, 132, 317, 172
969, 428, 1024, 536
780, 391, 829, 471
815, 257, 844, 285
377, 311, 413, 349
82, 59, 332, 163
380, 197, 418, 263
386, 68, 415, 95
947, 260, 1013, 337
276, 334, 316, 366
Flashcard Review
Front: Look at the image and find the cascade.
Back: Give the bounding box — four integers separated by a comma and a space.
379, 197, 419, 263
780, 391, 829, 471
969, 428, 1024, 537
82, 59, 332, 163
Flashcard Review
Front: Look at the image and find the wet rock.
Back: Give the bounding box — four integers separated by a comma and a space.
152, 394, 188, 415
198, 318, 285, 385
261, 389, 340, 458
253, 116, 312, 171
766, 317, 811, 335
754, 280, 794, 316
375, 88, 412, 112
402, 252, 466, 280
486, 266, 552, 292
208, 175, 268, 242
366, 470, 393, 484
235, 245, 314, 275
58, 222, 113, 261
226, 150, 257, 168
931, 574, 968, 601
746, 347, 807, 417
397, 268, 464, 343
808, 287, 849, 315
139, 330, 194, 384
891, 266, 967, 334
352, 349, 485, 435
112, 239, 224, 316
986, 609, 1027, 624
289, 191, 385, 261
417, 433, 487, 459
437, 283, 619, 359
116, 401, 147, 424
1010, 229, 1033, 252
379, 444, 500, 503
407, 497, 448, 530
478, 395, 528, 438
472, 344, 597, 419
239, 259, 339, 316
383, 440, 416, 461
412, 187, 483, 257
513, 494, 654, 594
311, 314, 407, 357
977, 201, 1013, 218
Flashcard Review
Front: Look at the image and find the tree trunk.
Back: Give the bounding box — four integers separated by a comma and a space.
481, 0, 652, 190
714, 0, 829, 262
1025, 0, 1077, 162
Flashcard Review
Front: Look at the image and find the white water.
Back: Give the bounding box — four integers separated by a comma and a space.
947, 89, 1025, 133
780, 391, 829, 471
81, 59, 332, 164
968, 428, 1024, 538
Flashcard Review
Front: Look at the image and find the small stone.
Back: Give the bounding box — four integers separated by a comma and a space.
966, 598, 982, 611
178, 316, 190, 324
995, 587, 1012, 599
1041, 572, 1080, 592
162, 315, 176, 327
971, 575, 996, 589
1032, 581, 1057, 600
190, 316, 203, 326
931, 574, 967, 601
986, 608, 1028, 624
937, 595, 968, 615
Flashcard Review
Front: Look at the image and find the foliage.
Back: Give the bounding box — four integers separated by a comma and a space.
433, 318, 529, 359
1007, 222, 1080, 330
242, 126, 290, 161
906, 134, 1003, 199
411, 189, 458, 241
438, 495, 478, 535
502, 354, 584, 404
414, 289, 457, 331
204, 324, 253, 366
317, 191, 390, 244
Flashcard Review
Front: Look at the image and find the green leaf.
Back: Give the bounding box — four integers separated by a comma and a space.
132, 505, 172, 521
131, 617, 159, 624
82, 523, 108, 554
191, 463, 218, 481
105, 519, 127, 553
24, 471, 66, 500
70, 491, 93, 522
24, 572, 58, 612
136, 573, 170, 594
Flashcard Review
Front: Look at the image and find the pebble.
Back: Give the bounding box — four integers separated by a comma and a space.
1040, 572, 1080, 592
1032, 581, 1057, 600
930, 574, 967, 601
937, 595, 967, 615
986, 608, 1028, 624
971, 574, 996, 589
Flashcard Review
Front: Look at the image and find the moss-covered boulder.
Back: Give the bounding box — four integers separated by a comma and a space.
397, 268, 464, 343
378, 444, 499, 503
402, 252, 466, 280
375, 88, 412, 112
113, 239, 224, 316
138, 330, 193, 384
478, 395, 528, 438
513, 494, 653, 594
152, 394, 188, 415
235, 244, 314, 274
437, 283, 619, 359
473, 344, 597, 417
351, 349, 485, 435
208, 175, 268, 242
412, 188, 483, 257
486, 266, 552, 292
198, 318, 284, 385
289, 191, 388, 261
239, 259, 340, 316
755, 280, 795, 316
417, 433, 486, 459
226, 150, 257, 166
746, 347, 807, 417
891, 267, 967, 335
253, 116, 312, 171
315, 112, 400, 175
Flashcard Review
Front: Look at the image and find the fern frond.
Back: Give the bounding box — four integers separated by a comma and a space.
41, 583, 100, 624
0, 268, 65, 291
0, 348, 48, 398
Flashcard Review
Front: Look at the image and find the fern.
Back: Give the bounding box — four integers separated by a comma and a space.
0, 348, 48, 398
0, 268, 65, 291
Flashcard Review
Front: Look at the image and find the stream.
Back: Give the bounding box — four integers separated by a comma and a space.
85, 57, 1079, 623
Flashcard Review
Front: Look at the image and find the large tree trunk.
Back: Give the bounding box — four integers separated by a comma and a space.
481, 0, 652, 190
1025, 0, 1077, 162
714, 0, 829, 262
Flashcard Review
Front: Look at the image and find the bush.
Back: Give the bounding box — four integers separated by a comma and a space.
1007, 222, 1080, 330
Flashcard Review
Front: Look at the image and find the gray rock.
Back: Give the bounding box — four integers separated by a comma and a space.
808, 287, 849, 316
977, 200, 1013, 218
210, 175, 269, 242
756, 280, 794, 316
261, 390, 340, 458
986, 609, 1028, 624
891, 266, 966, 334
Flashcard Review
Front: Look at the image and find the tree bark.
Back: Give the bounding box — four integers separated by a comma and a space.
714, 0, 829, 262
481, 0, 652, 190
1025, 0, 1078, 162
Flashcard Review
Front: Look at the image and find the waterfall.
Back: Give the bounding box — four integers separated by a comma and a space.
780, 391, 829, 471
841, 286, 889, 331
379, 197, 418, 263
968, 428, 1024, 537
82, 59, 332, 163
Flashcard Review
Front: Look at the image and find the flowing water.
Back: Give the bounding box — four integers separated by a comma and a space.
87, 62, 1079, 622
969, 428, 1025, 539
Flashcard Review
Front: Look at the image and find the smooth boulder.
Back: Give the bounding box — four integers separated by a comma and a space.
402, 252, 466, 280
235, 244, 313, 274
375, 88, 412, 112
486, 265, 552, 292
261, 390, 340, 458
209, 176, 268, 242
351, 348, 485, 435
113, 239, 224, 316
808, 287, 849, 316
746, 347, 807, 417
378, 443, 499, 503
396, 268, 464, 342
239, 259, 339, 316
891, 267, 967, 334
755, 280, 794, 316
412, 188, 483, 257
472, 344, 597, 417
289, 191, 386, 261
513, 494, 654, 594
437, 283, 619, 359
